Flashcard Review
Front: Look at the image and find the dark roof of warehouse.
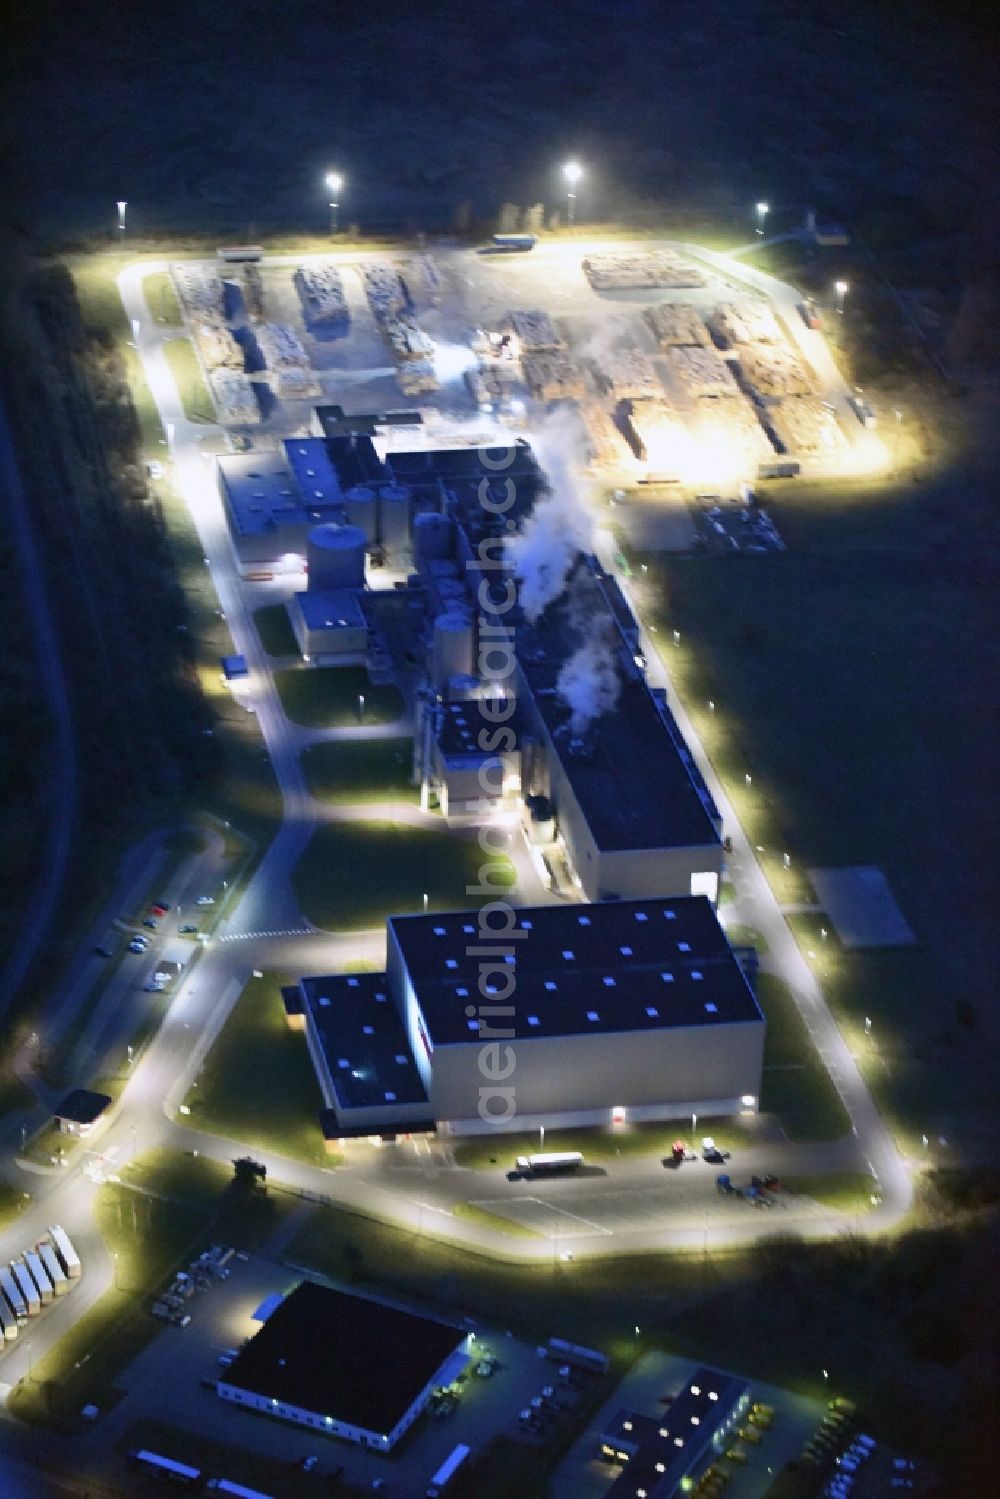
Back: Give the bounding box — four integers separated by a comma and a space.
300, 972, 429, 1112
516, 580, 720, 853
222, 1282, 466, 1435
387, 897, 763, 1044
54, 1089, 112, 1125
602, 1366, 749, 1498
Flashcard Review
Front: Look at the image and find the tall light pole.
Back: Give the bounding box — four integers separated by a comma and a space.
325, 172, 343, 234
117, 200, 127, 234
755, 200, 769, 236
834, 280, 849, 351
563, 161, 583, 226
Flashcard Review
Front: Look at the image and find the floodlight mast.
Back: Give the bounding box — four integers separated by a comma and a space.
325, 172, 344, 234
755, 200, 769, 235
563, 161, 583, 225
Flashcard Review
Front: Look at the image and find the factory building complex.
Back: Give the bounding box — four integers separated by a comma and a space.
285, 896, 764, 1140
225, 406, 760, 1142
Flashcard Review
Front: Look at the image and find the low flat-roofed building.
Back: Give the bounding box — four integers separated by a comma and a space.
515, 585, 723, 904
299, 971, 433, 1138
429, 697, 522, 817
387, 896, 764, 1134
287, 588, 367, 661
283, 436, 342, 510
217, 452, 311, 570
54, 1088, 112, 1137
218, 1282, 469, 1450
600, 1365, 750, 1497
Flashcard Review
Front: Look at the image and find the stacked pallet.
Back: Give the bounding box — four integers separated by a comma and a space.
270, 366, 322, 400
697, 394, 770, 464
210, 368, 260, 425
295, 264, 349, 332
507, 309, 564, 352
173, 264, 225, 320
739, 344, 814, 398
712, 300, 783, 345
193, 321, 243, 371
381, 314, 435, 362
625, 400, 685, 466
668, 345, 739, 397
399, 255, 441, 310
769, 397, 844, 454
644, 303, 712, 349
580, 403, 632, 472
521, 351, 586, 403
596, 350, 662, 403
582, 250, 706, 290
256, 323, 309, 369
361, 262, 408, 319
397, 357, 438, 395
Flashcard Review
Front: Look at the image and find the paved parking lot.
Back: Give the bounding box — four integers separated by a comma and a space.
552, 1351, 824, 1499
84, 1253, 572, 1495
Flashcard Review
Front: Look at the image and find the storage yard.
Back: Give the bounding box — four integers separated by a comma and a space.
155, 239, 885, 488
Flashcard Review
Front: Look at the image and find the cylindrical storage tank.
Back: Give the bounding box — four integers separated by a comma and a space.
413, 510, 452, 570
378, 483, 411, 559
344, 485, 378, 544
433, 613, 474, 687
307, 523, 367, 592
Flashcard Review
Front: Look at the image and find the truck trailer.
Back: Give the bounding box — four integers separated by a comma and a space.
25, 1251, 53, 1305
12, 1261, 40, 1316
48, 1225, 82, 1279
514, 1152, 584, 1178
426, 1443, 472, 1496
38, 1242, 69, 1296
0, 1299, 17, 1340
0, 1266, 28, 1321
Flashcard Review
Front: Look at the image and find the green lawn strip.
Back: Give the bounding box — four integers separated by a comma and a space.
120, 1147, 235, 1210
163, 338, 214, 422
302, 737, 417, 805
451, 1202, 543, 1239
0, 1073, 35, 1126
140, 271, 183, 325
292, 821, 514, 931
182, 975, 335, 1169
0, 1180, 30, 1232
722, 923, 770, 954
780, 1173, 877, 1213
22, 1121, 80, 1169
452, 1118, 755, 1172
275, 665, 403, 728
756, 974, 851, 1142
252, 602, 299, 657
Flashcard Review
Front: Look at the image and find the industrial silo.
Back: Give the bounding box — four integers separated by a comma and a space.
432, 612, 474, 687
344, 485, 378, 545
412, 510, 452, 571
378, 483, 412, 560
307, 523, 367, 592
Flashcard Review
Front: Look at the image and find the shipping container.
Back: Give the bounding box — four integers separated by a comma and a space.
48, 1226, 82, 1279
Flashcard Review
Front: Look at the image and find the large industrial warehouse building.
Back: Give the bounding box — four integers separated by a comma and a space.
290, 896, 764, 1139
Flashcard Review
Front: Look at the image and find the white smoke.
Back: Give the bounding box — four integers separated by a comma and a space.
511, 406, 592, 623
556, 631, 621, 736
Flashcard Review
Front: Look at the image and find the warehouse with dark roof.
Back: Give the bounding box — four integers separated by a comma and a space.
295, 895, 764, 1138
217, 1282, 470, 1449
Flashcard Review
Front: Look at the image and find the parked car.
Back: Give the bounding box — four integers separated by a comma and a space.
129, 939, 146, 954
150, 904, 168, 917
143, 981, 166, 993
93, 945, 114, 958
300, 1455, 318, 1471
179, 924, 198, 934
142, 917, 159, 930
195, 896, 215, 907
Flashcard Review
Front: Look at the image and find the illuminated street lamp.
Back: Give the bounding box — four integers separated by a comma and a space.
563, 161, 583, 226
325, 171, 344, 234
755, 200, 769, 236
117, 200, 127, 234
834, 279, 849, 314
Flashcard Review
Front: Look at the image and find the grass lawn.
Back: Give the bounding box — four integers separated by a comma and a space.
274, 665, 403, 728
756, 974, 850, 1142
182, 975, 333, 1168
163, 337, 214, 422
302, 737, 417, 805
781, 1173, 877, 1213
647, 475, 999, 1146
452, 1202, 543, 1239
0, 1181, 29, 1231
292, 821, 514, 930
141, 270, 183, 325
253, 602, 298, 657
